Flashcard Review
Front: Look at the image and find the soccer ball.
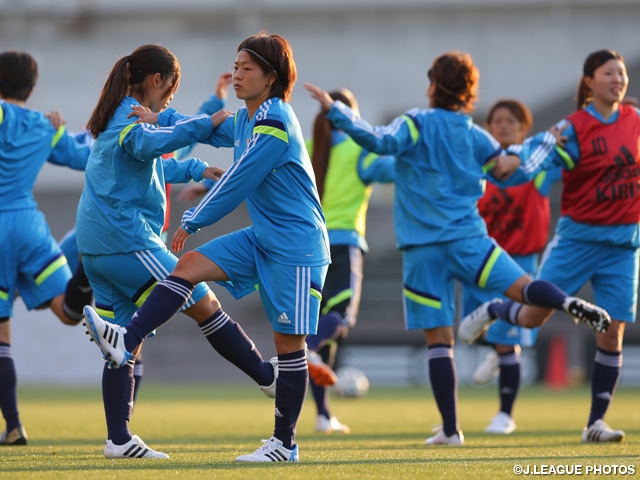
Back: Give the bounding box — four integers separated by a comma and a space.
333, 366, 369, 398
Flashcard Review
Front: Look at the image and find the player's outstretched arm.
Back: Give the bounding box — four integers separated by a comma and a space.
303, 82, 334, 112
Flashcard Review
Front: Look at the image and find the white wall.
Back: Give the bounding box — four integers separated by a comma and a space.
10, 302, 104, 385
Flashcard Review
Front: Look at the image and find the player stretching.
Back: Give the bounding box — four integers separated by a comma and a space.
305, 51, 610, 445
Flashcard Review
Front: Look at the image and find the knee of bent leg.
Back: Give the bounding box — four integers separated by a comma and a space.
185, 291, 221, 323
172, 251, 212, 283
0, 319, 9, 343
174, 251, 199, 273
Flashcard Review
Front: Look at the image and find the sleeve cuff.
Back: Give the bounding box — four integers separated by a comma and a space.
181, 222, 200, 235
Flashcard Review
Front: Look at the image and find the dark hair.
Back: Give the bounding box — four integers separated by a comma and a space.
311, 89, 359, 200
86, 44, 180, 137
428, 51, 479, 113
485, 99, 533, 136
237, 31, 296, 103
0, 51, 38, 102
576, 49, 624, 110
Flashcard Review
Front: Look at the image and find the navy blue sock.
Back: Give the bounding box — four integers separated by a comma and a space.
305, 312, 342, 351
522, 280, 568, 310
102, 359, 135, 445
588, 348, 622, 426
428, 344, 458, 437
489, 301, 522, 326
310, 381, 330, 418
133, 358, 143, 404
125, 275, 195, 352
0, 342, 20, 432
62, 261, 94, 322
498, 349, 521, 416
273, 349, 308, 449
200, 309, 273, 386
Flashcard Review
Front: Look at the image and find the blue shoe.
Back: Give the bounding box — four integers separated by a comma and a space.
83, 305, 133, 368
235, 436, 299, 462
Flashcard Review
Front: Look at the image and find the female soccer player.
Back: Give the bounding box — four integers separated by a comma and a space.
77, 44, 277, 459
305, 50, 610, 445
62, 73, 232, 410
83, 32, 330, 462
464, 49, 637, 443
462, 99, 560, 435
0, 51, 93, 445
306, 88, 395, 434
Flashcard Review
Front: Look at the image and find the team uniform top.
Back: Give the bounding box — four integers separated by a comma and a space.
179, 97, 330, 267
326, 102, 556, 249
518, 103, 640, 248
0, 100, 89, 211
306, 131, 395, 252
77, 96, 214, 255
480, 165, 562, 256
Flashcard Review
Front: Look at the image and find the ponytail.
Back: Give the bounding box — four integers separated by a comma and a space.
576, 77, 592, 111
86, 45, 180, 137
311, 110, 332, 200
86, 56, 129, 137
310, 89, 359, 201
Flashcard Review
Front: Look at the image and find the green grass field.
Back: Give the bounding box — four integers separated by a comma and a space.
1, 383, 638, 479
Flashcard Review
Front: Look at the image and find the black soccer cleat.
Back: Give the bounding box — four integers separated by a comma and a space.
563, 297, 611, 333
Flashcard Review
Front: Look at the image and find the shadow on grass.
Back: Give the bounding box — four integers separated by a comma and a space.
1, 452, 638, 473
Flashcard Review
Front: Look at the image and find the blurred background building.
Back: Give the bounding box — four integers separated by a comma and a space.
2, 0, 639, 387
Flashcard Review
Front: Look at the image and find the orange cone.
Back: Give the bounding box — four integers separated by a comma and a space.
545, 336, 568, 389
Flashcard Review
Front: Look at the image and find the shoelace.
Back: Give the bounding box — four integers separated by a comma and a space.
256, 438, 275, 452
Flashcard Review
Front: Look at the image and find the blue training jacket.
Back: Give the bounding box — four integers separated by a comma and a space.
77, 97, 214, 255
327, 101, 555, 249
177, 97, 330, 267
0, 100, 89, 212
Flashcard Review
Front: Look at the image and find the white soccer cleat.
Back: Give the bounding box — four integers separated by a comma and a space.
235, 436, 299, 462
458, 299, 501, 344
581, 419, 624, 443
473, 350, 500, 385
484, 412, 517, 434
563, 297, 611, 333
83, 305, 133, 369
259, 357, 278, 399
315, 415, 351, 434
425, 427, 464, 445
103, 434, 169, 459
